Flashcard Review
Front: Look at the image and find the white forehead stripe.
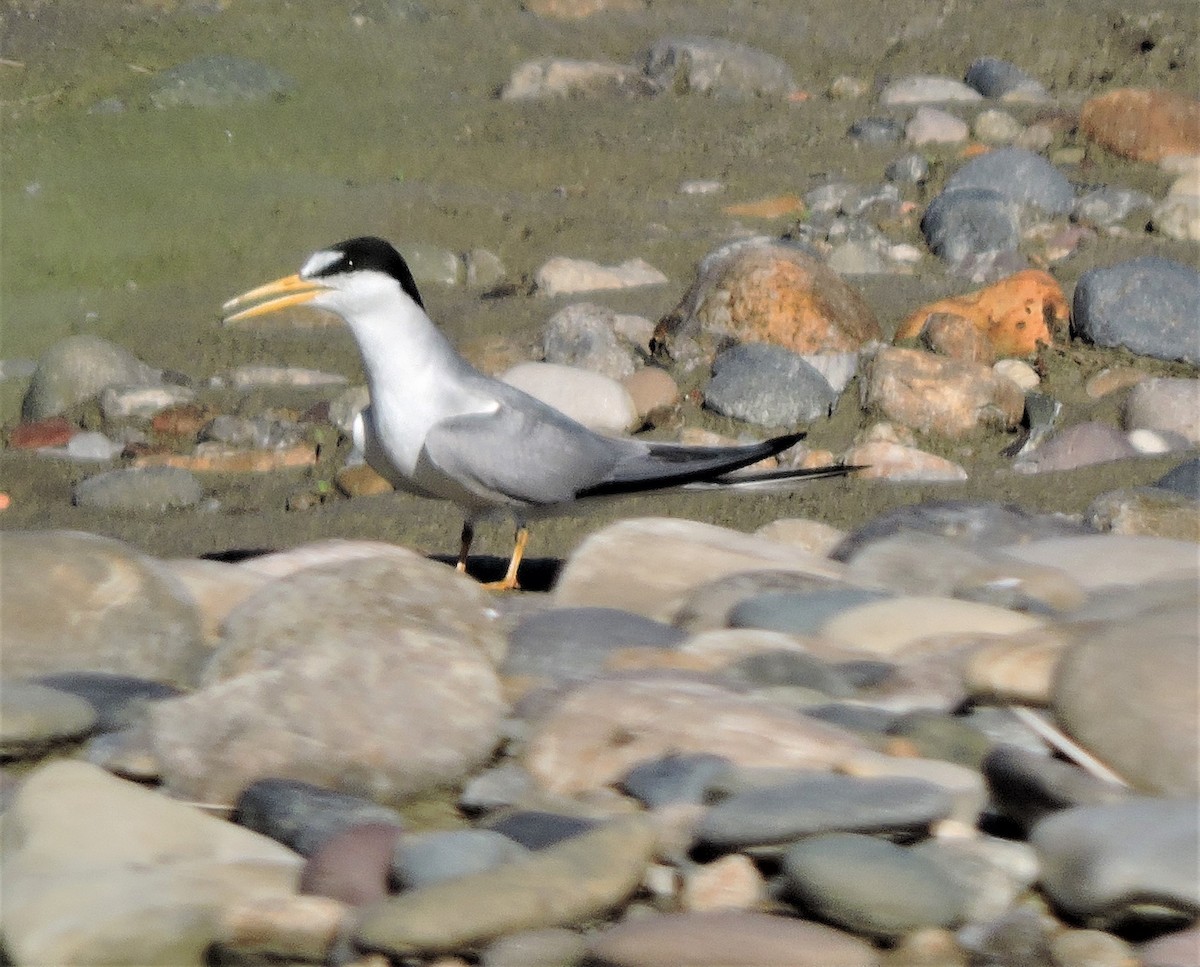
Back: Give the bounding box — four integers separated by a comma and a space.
300, 248, 342, 279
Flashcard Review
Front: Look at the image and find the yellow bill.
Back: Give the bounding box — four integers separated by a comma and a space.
221, 273, 330, 324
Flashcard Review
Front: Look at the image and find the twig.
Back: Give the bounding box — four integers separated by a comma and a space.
1008, 705, 1130, 787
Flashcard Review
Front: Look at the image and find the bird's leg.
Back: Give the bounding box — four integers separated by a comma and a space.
483, 525, 528, 591
456, 521, 474, 573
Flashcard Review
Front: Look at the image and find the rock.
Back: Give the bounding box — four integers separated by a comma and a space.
22, 334, 162, 420
392, 829, 531, 889
727, 587, 889, 636
982, 744, 1131, 831
100, 382, 195, 420
32, 671, 181, 733
160, 557, 272, 643
880, 75, 983, 105
0, 679, 97, 756
861, 347, 1025, 438
201, 413, 305, 448
501, 58, 658, 100
1152, 175, 1200, 241
964, 57, 1050, 102
782, 833, 964, 939
0, 530, 205, 686
1138, 926, 1200, 967
1088, 487, 1200, 541
1032, 798, 1200, 925
542, 303, 639, 380
73, 466, 205, 511
963, 630, 1070, 704
679, 178, 725, 195
1156, 458, 1200, 498
553, 517, 848, 621
1005, 534, 1198, 590
535, 257, 667, 297
1079, 88, 1200, 164
973, 109, 1025, 144
696, 773, 953, 849
618, 752, 731, 808
458, 761, 540, 815
704, 343, 837, 427
1072, 257, 1200, 365
906, 107, 969, 145
233, 778, 406, 857
641, 36, 796, 98
523, 0, 645, 17
504, 607, 685, 684
216, 894, 350, 963
149, 54, 294, 108
652, 240, 882, 370
841, 440, 968, 482
753, 517, 846, 555
1124, 377, 1200, 445
501, 361, 639, 434
354, 816, 655, 955
848, 116, 905, 143
895, 270, 1067, 357
1050, 929, 1139, 967
722, 193, 806, 219
132, 441, 318, 473
481, 927, 588, 967
1053, 606, 1198, 796
0, 760, 302, 966
622, 366, 679, 419
522, 675, 867, 795
221, 364, 347, 390
149, 555, 505, 806
234, 537, 425, 581
485, 810, 599, 850
1014, 422, 1140, 473
910, 835, 1039, 923
680, 854, 767, 912
917, 312, 998, 364
64, 429, 123, 461
300, 822, 404, 906
886, 153, 931, 184
943, 147, 1075, 216
6, 415, 76, 449
994, 358, 1039, 391
921, 188, 1021, 266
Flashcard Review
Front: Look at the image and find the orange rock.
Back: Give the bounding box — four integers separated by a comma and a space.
6, 416, 75, 449
1080, 88, 1200, 163
0, 493, 10, 511
152, 402, 216, 438
335, 463, 394, 497
919, 312, 997, 365
958, 142, 992, 159
895, 269, 1066, 357
722, 194, 806, 219
132, 442, 317, 473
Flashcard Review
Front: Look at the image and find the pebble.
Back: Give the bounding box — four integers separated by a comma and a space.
972, 108, 1024, 144
921, 187, 1021, 267
944, 147, 1075, 216
1079, 87, 1200, 164
880, 76, 983, 105
61, 429, 124, 460
1072, 185, 1156, 228
22, 333, 163, 420
481, 927, 588, 967
679, 178, 725, 195
216, 894, 349, 963
907, 107, 969, 145
535, 256, 667, 297
886, 152, 931, 184
848, 116, 905, 143
542, 303, 639, 379
622, 365, 679, 419
484, 810, 600, 850
0, 679, 98, 756
640, 36, 796, 99
993, 358, 1039, 390
392, 828, 531, 888
619, 752, 730, 808
501, 361, 639, 434
1089, 487, 1200, 540
1032, 797, 1200, 926
1156, 458, 1200, 498
300, 821, 404, 906
1013, 421, 1140, 473
32, 670, 180, 734
911, 835, 1039, 922
1151, 182, 1200, 241
1049, 929, 1139, 967
964, 57, 1050, 102
704, 343, 837, 427
72, 465, 205, 511
501, 57, 658, 100
727, 586, 889, 636
1004, 534, 1199, 590
982, 744, 1131, 832
679, 853, 767, 912
1072, 256, 1200, 365
1138, 926, 1200, 967
6, 415, 77, 449
149, 54, 294, 108
1124, 377, 1200, 445
842, 440, 968, 482
783, 833, 963, 939
100, 382, 195, 420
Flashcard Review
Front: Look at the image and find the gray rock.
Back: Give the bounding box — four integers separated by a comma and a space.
964, 57, 1050, 101
201, 413, 304, 448
484, 810, 598, 851
943, 147, 1075, 215
73, 466, 204, 512
958, 905, 1055, 966
1124, 377, 1200, 445
0, 531, 205, 687
782, 833, 964, 938
671, 569, 844, 633
641, 37, 796, 98
704, 343, 837, 427
727, 588, 891, 635
727, 649, 856, 698
983, 744, 1132, 831
1072, 257, 1200, 365
847, 117, 904, 143
910, 835, 1039, 922
0, 680, 97, 757
921, 187, 1021, 265
1072, 186, 1155, 227
403, 241, 465, 286
392, 829, 531, 889
885, 152, 931, 184
22, 334, 162, 420
33, 671, 180, 734
149, 54, 294, 108
1013, 421, 1139, 473
459, 761, 539, 815
542, 303, 638, 380
1032, 798, 1200, 925
696, 773, 953, 849
1088, 486, 1200, 540
618, 752, 731, 808
504, 606, 685, 683
1155, 458, 1200, 498
482, 928, 587, 967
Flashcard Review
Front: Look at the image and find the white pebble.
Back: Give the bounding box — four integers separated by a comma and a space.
993, 359, 1040, 391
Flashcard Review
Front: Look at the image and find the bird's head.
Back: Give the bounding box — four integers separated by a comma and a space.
222, 236, 425, 326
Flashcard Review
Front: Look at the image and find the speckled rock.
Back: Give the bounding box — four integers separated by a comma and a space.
1079, 87, 1200, 164
704, 343, 837, 427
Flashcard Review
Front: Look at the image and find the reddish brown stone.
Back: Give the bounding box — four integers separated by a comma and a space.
1080, 88, 1200, 163
151, 403, 216, 439
132, 442, 317, 472
918, 312, 997, 364
722, 194, 806, 219
6, 416, 75, 449
300, 822, 404, 906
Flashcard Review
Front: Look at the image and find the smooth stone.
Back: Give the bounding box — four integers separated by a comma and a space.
501, 361, 639, 434
484, 810, 599, 851
32, 671, 180, 733
820, 595, 1043, 657
973, 108, 1025, 144
149, 54, 294, 108
883, 711, 994, 770
1151, 192, 1200, 241
880, 75, 983, 104
1124, 377, 1200, 445
957, 905, 1056, 966
1014, 421, 1139, 473
848, 116, 904, 143
1053, 607, 1198, 796
921, 188, 1021, 265
754, 518, 846, 555
216, 893, 349, 962
151, 555, 505, 806
233, 778, 406, 857
0, 530, 205, 686
299, 822, 403, 906
501, 57, 658, 100
944, 147, 1074, 215
482, 927, 588, 967
22, 334, 162, 420
392, 828, 531, 889
1073, 185, 1156, 227
907, 106, 969, 145
782, 833, 964, 938
0, 680, 97, 755
680, 853, 768, 912
618, 752, 731, 808
542, 303, 639, 380
697, 773, 953, 849
670, 569, 845, 633
464, 247, 507, 288
839, 752, 987, 826
727, 588, 890, 635
1087, 487, 1200, 541
1079, 88, 1200, 164
1032, 798, 1200, 925
727, 649, 857, 698
886, 152, 931, 184
160, 557, 272, 643
459, 761, 540, 815
202, 412, 305, 447
535, 257, 667, 297
64, 429, 124, 460
73, 465, 204, 511
587, 910, 877, 967
965, 57, 1049, 101
355, 816, 655, 955
1138, 925, 1200, 967
842, 440, 968, 482
100, 382, 194, 420
993, 358, 1039, 390
910, 835, 1039, 922
554, 517, 848, 621
0, 760, 302, 966
1050, 929, 1139, 967
1003, 534, 1199, 589
1072, 257, 1200, 365
704, 343, 837, 427
640, 36, 797, 98
962, 628, 1072, 704
1156, 458, 1200, 498
504, 607, 685, 683
622, 366, 679, 419
522, 675, 867, 796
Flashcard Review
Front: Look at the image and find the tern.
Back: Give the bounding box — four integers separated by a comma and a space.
223, 236, 853, 590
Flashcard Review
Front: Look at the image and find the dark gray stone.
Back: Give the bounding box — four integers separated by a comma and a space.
72, 467, 204, 512
33, 671, 180, 734
704, 343, 837, 428
848, 117, 904, 143
392, 829, 531, 889
964, 57, 1048, 100
1072, 257, 1200, 365
618, 752, 731, 808
921, 187, 1021, 265
727, 588, 890, 635
807, 701, 899, 735
942, 147, 1075, 215
484, 810, 598, 851
727, 650, 856, 697
983, 744, 1131, 831
1155, 458, 1200, 498
150, 55, 294, 108
641, 36, 796, 98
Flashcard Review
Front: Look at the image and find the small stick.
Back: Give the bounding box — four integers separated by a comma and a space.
1008, 705, 1130, 787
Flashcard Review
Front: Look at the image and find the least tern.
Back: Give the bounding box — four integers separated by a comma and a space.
223, 236, 853, 590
